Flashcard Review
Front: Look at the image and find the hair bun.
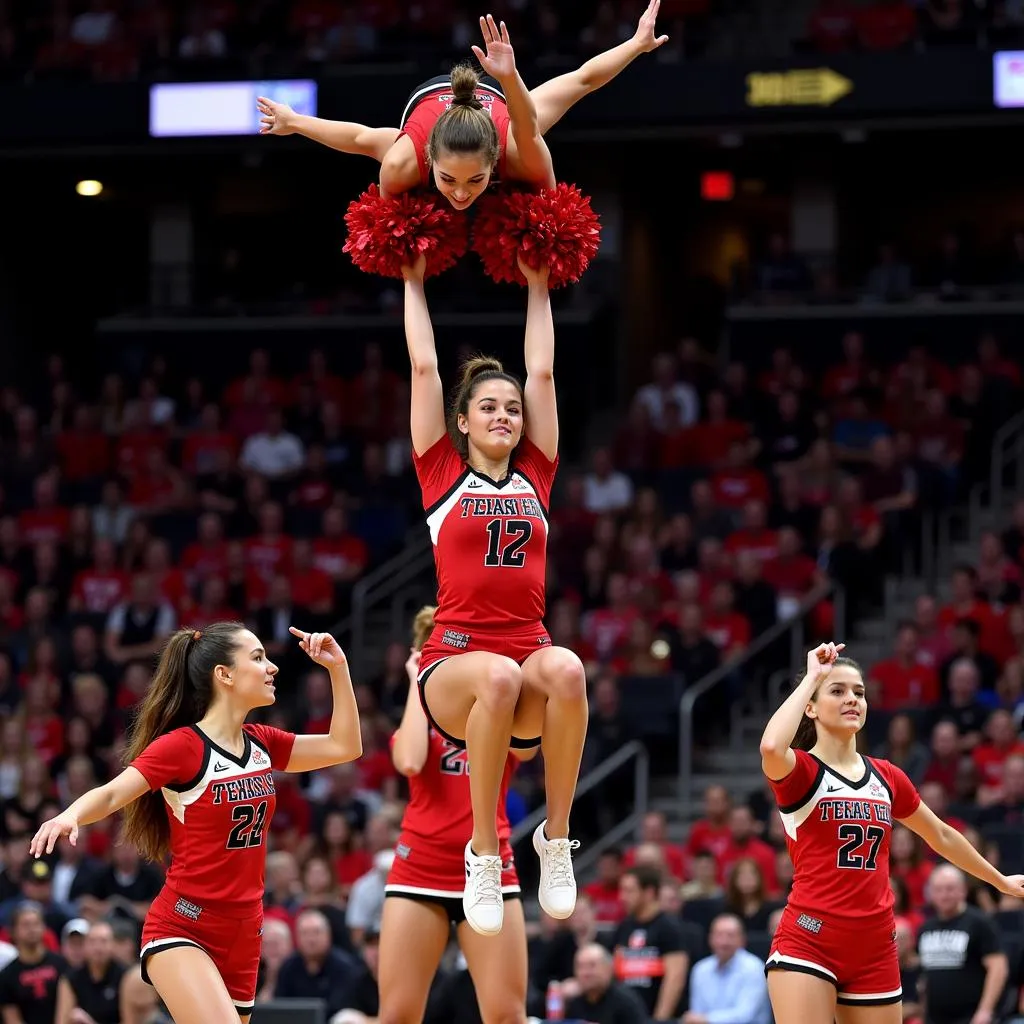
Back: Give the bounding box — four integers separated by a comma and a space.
449, 63, 483, 109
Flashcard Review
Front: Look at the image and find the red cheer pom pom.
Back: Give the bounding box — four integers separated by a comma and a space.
471, 183, 602, 288
343, 185, 469, 280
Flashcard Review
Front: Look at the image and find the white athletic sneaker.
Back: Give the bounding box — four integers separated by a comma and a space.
463, 841, 504, 936
533, 820, 580, 920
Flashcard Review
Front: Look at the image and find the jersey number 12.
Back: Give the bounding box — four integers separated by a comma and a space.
484, 519, 533, 568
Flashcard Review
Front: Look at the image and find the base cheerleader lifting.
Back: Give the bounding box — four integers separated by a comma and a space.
760, 642, 1024, 1024
380, 605, 533, 1024
30, 622, 362, 1024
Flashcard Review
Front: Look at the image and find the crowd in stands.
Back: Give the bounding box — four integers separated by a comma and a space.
805, 0, 1024, 54
0, 321, 1020, 1020
739, 229, 1024, 304
4, 0, 1022, 85
0, 0, 713, 83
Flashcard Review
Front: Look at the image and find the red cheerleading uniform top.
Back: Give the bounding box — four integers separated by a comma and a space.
768, 749, 921, 925
130, 723, 296, 910
387, 728, 518, 895
413, 434, 558, 631
399, 83, 511, 186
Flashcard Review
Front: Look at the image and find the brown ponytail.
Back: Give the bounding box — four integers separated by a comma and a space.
121, 621, 245, 861
427, 64, 500, 170
411, 606, 437, 651
448, 355, 523, 460
790, 655, 865, 752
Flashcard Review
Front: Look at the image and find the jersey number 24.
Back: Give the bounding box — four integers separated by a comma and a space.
226, 801, 269, 850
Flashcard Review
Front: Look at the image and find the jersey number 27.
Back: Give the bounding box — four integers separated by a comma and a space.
836, 823, 884, 870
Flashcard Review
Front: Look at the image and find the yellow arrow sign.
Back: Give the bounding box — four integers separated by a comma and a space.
746, 68, 853, 108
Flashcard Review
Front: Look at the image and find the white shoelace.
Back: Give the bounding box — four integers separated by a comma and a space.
542, 838, 581, 888
468, 855, 503, 905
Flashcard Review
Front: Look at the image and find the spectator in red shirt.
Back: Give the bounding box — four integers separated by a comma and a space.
703, 581, 751, 662
685, 784, 733, 866
287, 539, 334, 615
244, 501, 293, 582
312, 506, 369, 586
623, 812, 686, 880
711, 441, 770, 511
583, 848, 625, 924
719, 805, 777, 891
181, 403, 239, 476
972, 709, 1024, 800
890, 826, 932, 910
623, 534, 674, 607
181, 512, 229, 586
872, 712, 930, 785
128, 447, 187, 516
807, 0, 857, 51
695, 537, 734, 604
57, 406, 110, 488
18, 475, 70, 546
856, 0, 917, 51
682, 389, 752, 471
188, 576, 240, 630
937, 566, 1003, 660
584, 573, 640, 661
142, 538, 189, 612
822, 331, 876, 401
922, 719, 962, 795
918, 781, 969, 835
223, 347, 289, 409
69, 538, 129, 618
914, 593, 954, 670
975, 531, 1023, 605
763, 527, 820, 603
867, 622, 940, 709
725, 500, 779, 566
21, 675, 64, 765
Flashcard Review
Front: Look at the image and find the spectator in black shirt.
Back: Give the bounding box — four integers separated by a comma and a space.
895, 918, 923, 1022
66, 920, 125, 1024
939, 620, 1000, 695
935, 659, 991, 750
977, 754, 1024, 828
917, 865, 1007, 1024
9, 858, 70, 938
274, 909, 364, 1019
78, 842, 162, 924
566, 943, 647, 1024
732, 552, 778, 637
0, 902, 72, 1024
612, 866, 689, 1021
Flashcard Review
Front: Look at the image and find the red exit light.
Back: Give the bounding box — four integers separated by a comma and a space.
701, 171, 734, 201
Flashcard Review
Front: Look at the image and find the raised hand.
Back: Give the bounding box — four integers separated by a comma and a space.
633, 0, 670, 53
290, 627, 347, 669
30, 811, 79, 858
471, 14, 517, 81
805, 641, 846, 683
405, 648, 422, 683
257, 96, 298, 136
401, 254, 428, 282
998, 873, 1024, 899
517, 255, 551, 287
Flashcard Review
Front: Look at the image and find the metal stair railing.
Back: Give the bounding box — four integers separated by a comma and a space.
935, 410, 1024, 584
510, 740, 649, 875
331, 537, 434, 678
678, 581, 841, 807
